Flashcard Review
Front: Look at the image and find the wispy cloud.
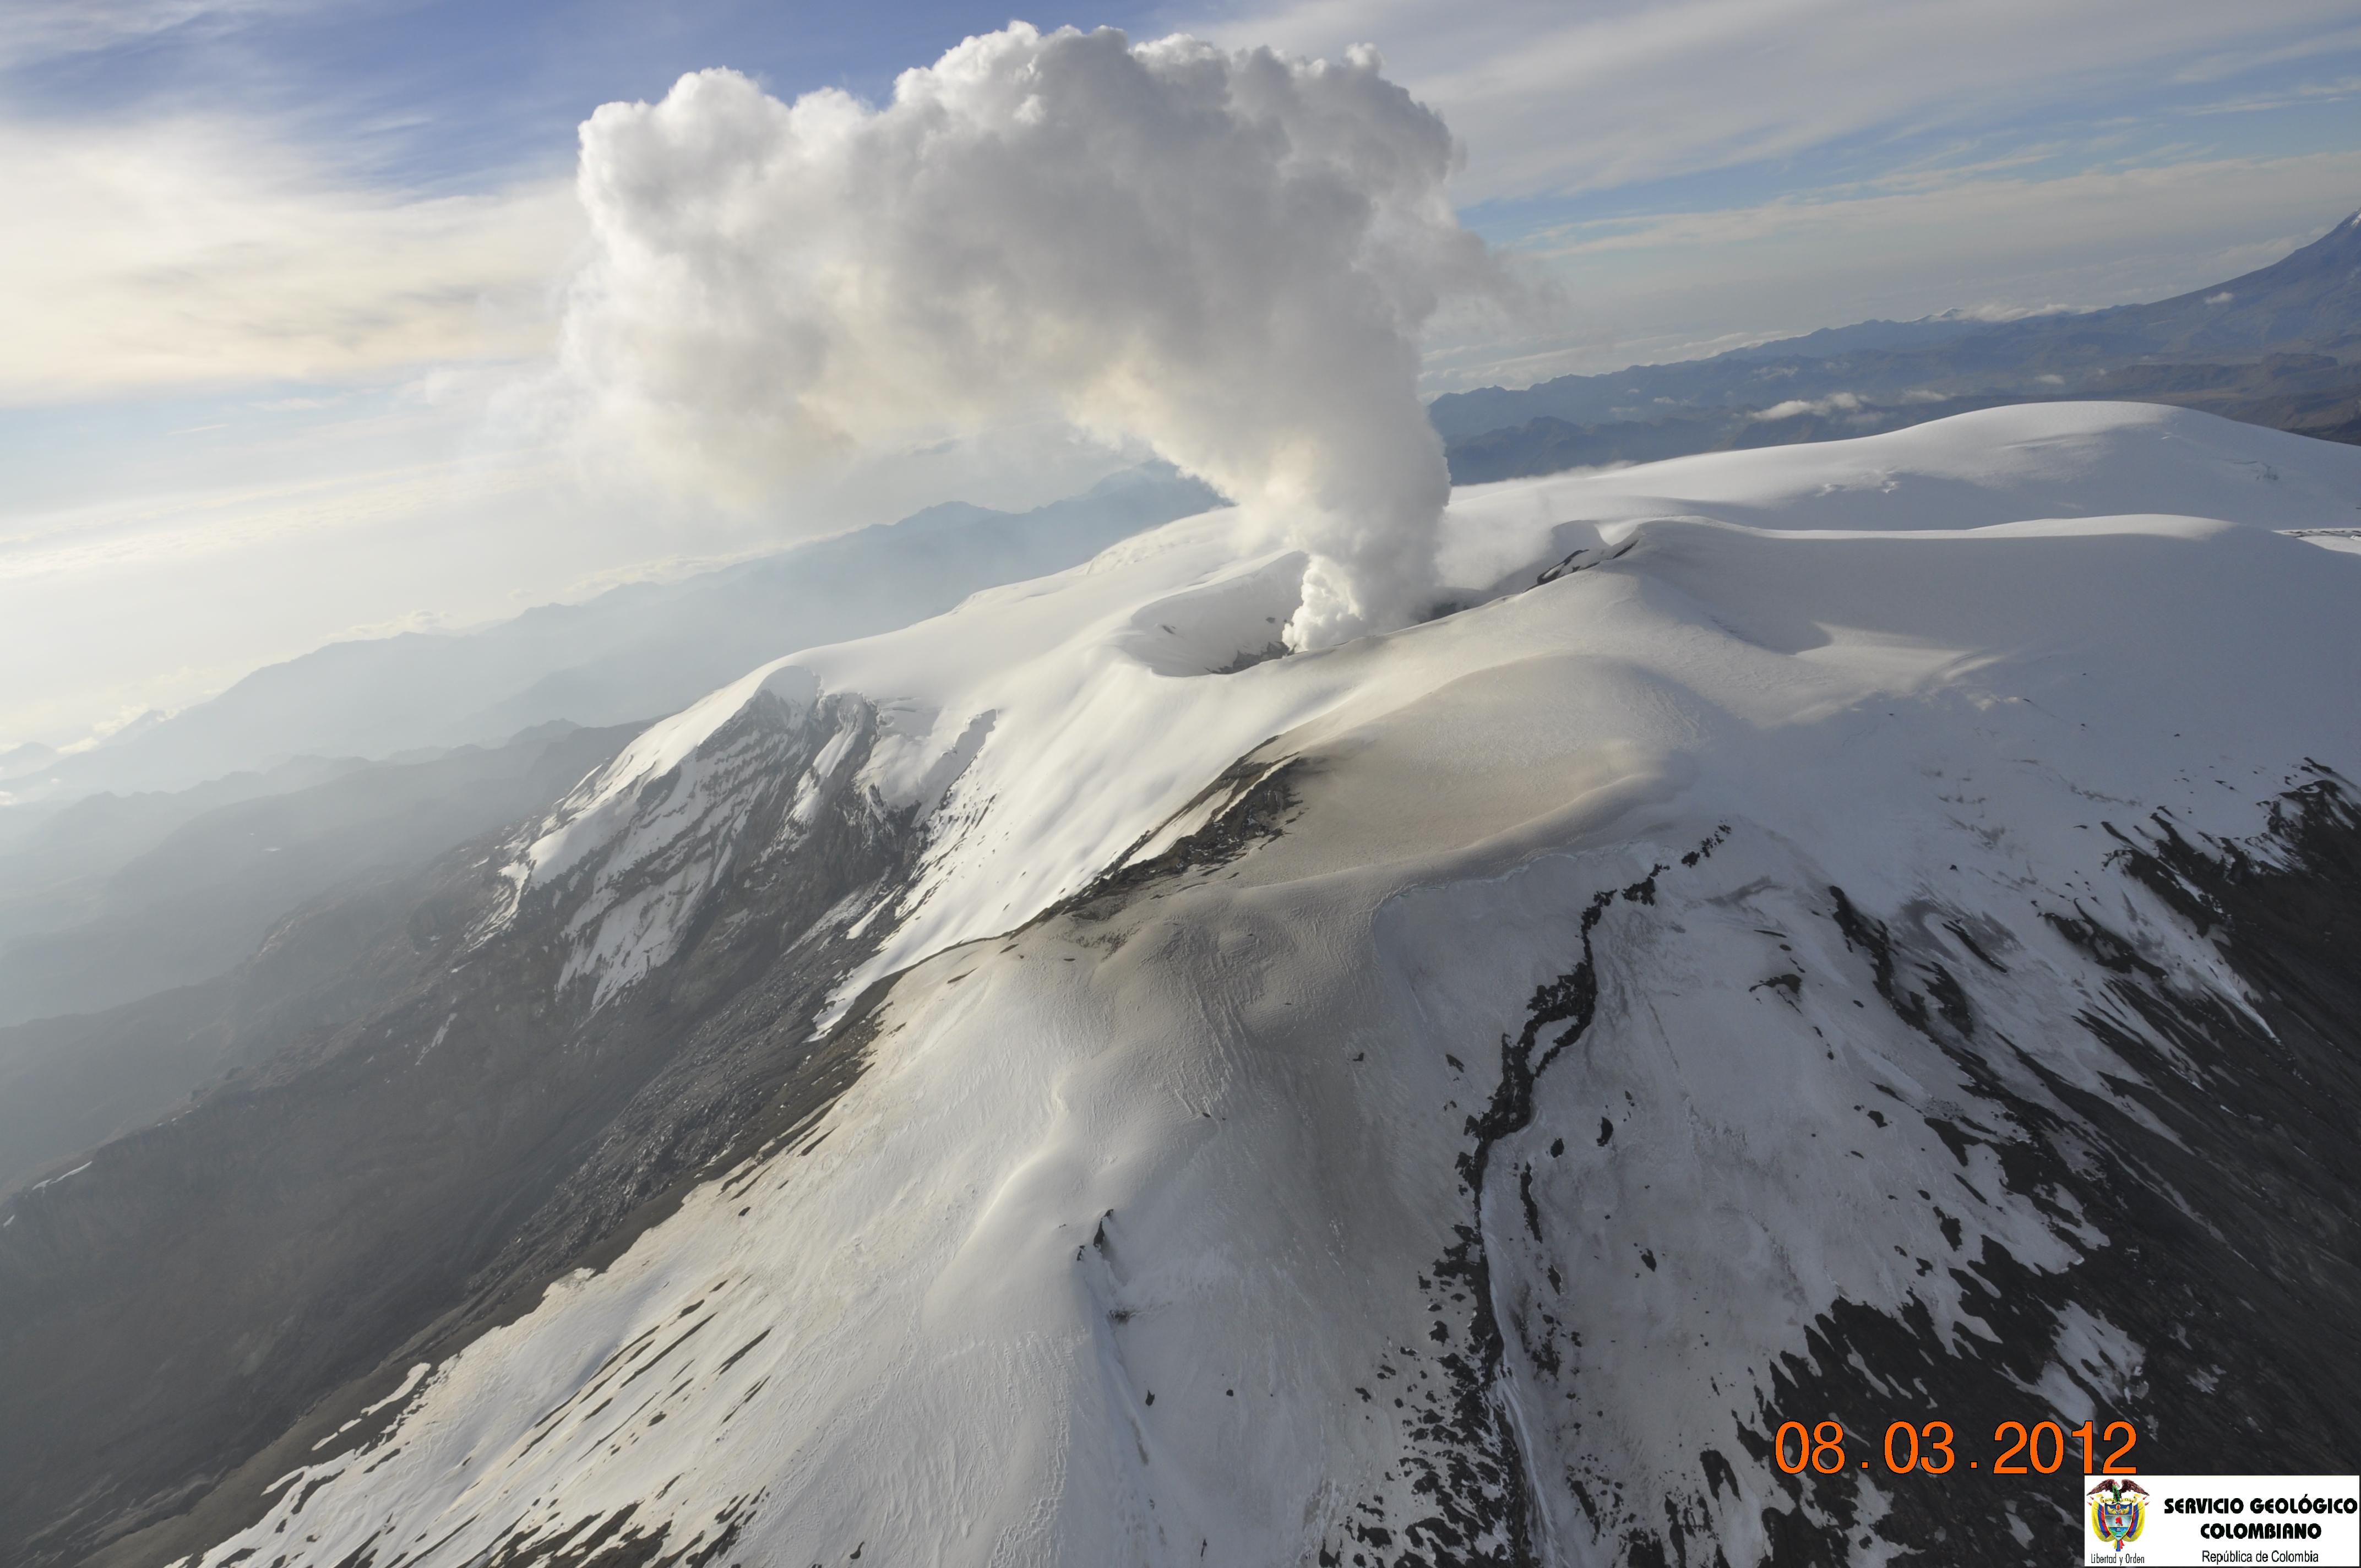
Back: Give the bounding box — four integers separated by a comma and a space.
1184, 0, 2361, 204
0, 113, 578, 404
2183, 75, 2361, 116
1516, 149, 2361, 267
0, 0, 307, 70
6, 0, 2359, 747
1411, 146, 2361, 385
2164, 24, 2361, 84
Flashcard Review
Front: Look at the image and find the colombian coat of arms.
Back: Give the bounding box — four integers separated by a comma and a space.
2088, 1478, 2149, 1552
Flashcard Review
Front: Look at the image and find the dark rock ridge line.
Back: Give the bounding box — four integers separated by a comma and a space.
1346, 769, 2360, 1568
1307, 767, 2355, 1567
1053, 741, 1305, 927
16, 709, 2358, 1566
1699, 774, 2361, 1565
1317, 831, 1729, 1568
4, 693, 933, 1568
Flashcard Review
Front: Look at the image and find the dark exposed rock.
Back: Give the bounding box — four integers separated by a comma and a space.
1316, 769, 2357, 1566
2, 694, 925, 1568
1573, 772, 2360, 1564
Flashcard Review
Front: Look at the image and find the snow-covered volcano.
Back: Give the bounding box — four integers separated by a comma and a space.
13, 404, 2360, 1568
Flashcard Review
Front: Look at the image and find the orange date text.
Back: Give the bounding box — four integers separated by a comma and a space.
1772, 1419, 2140, 1477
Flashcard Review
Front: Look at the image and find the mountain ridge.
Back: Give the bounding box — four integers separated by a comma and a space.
7, 403, 2358, 1567
1432, 209, 2361, 478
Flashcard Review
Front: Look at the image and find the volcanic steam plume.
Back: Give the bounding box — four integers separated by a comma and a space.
562, 23, 1496, 649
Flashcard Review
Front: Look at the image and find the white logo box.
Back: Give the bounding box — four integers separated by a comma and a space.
2080, 1475, 2359, 1567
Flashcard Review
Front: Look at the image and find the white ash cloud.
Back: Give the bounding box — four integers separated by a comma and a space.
559, 23, 1500, 650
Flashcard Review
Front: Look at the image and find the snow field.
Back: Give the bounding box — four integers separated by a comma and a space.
194, 404, 2361, 1565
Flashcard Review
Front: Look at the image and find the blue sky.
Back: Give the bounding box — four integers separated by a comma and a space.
2, 0, 2357, 753
4, 2, 1168, 187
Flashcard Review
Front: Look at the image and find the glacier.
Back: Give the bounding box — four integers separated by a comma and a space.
11, 402, 2359, 1568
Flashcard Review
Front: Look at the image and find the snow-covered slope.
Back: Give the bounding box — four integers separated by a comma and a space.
496, 401, 2358, 1028
113, 405, 2361, 1565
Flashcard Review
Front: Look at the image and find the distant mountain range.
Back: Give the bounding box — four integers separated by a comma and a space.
0, 721, 644, 1193
1435, 209, 2361, 481
8, 464, 1222, 807
0, 466, 1219, 1187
